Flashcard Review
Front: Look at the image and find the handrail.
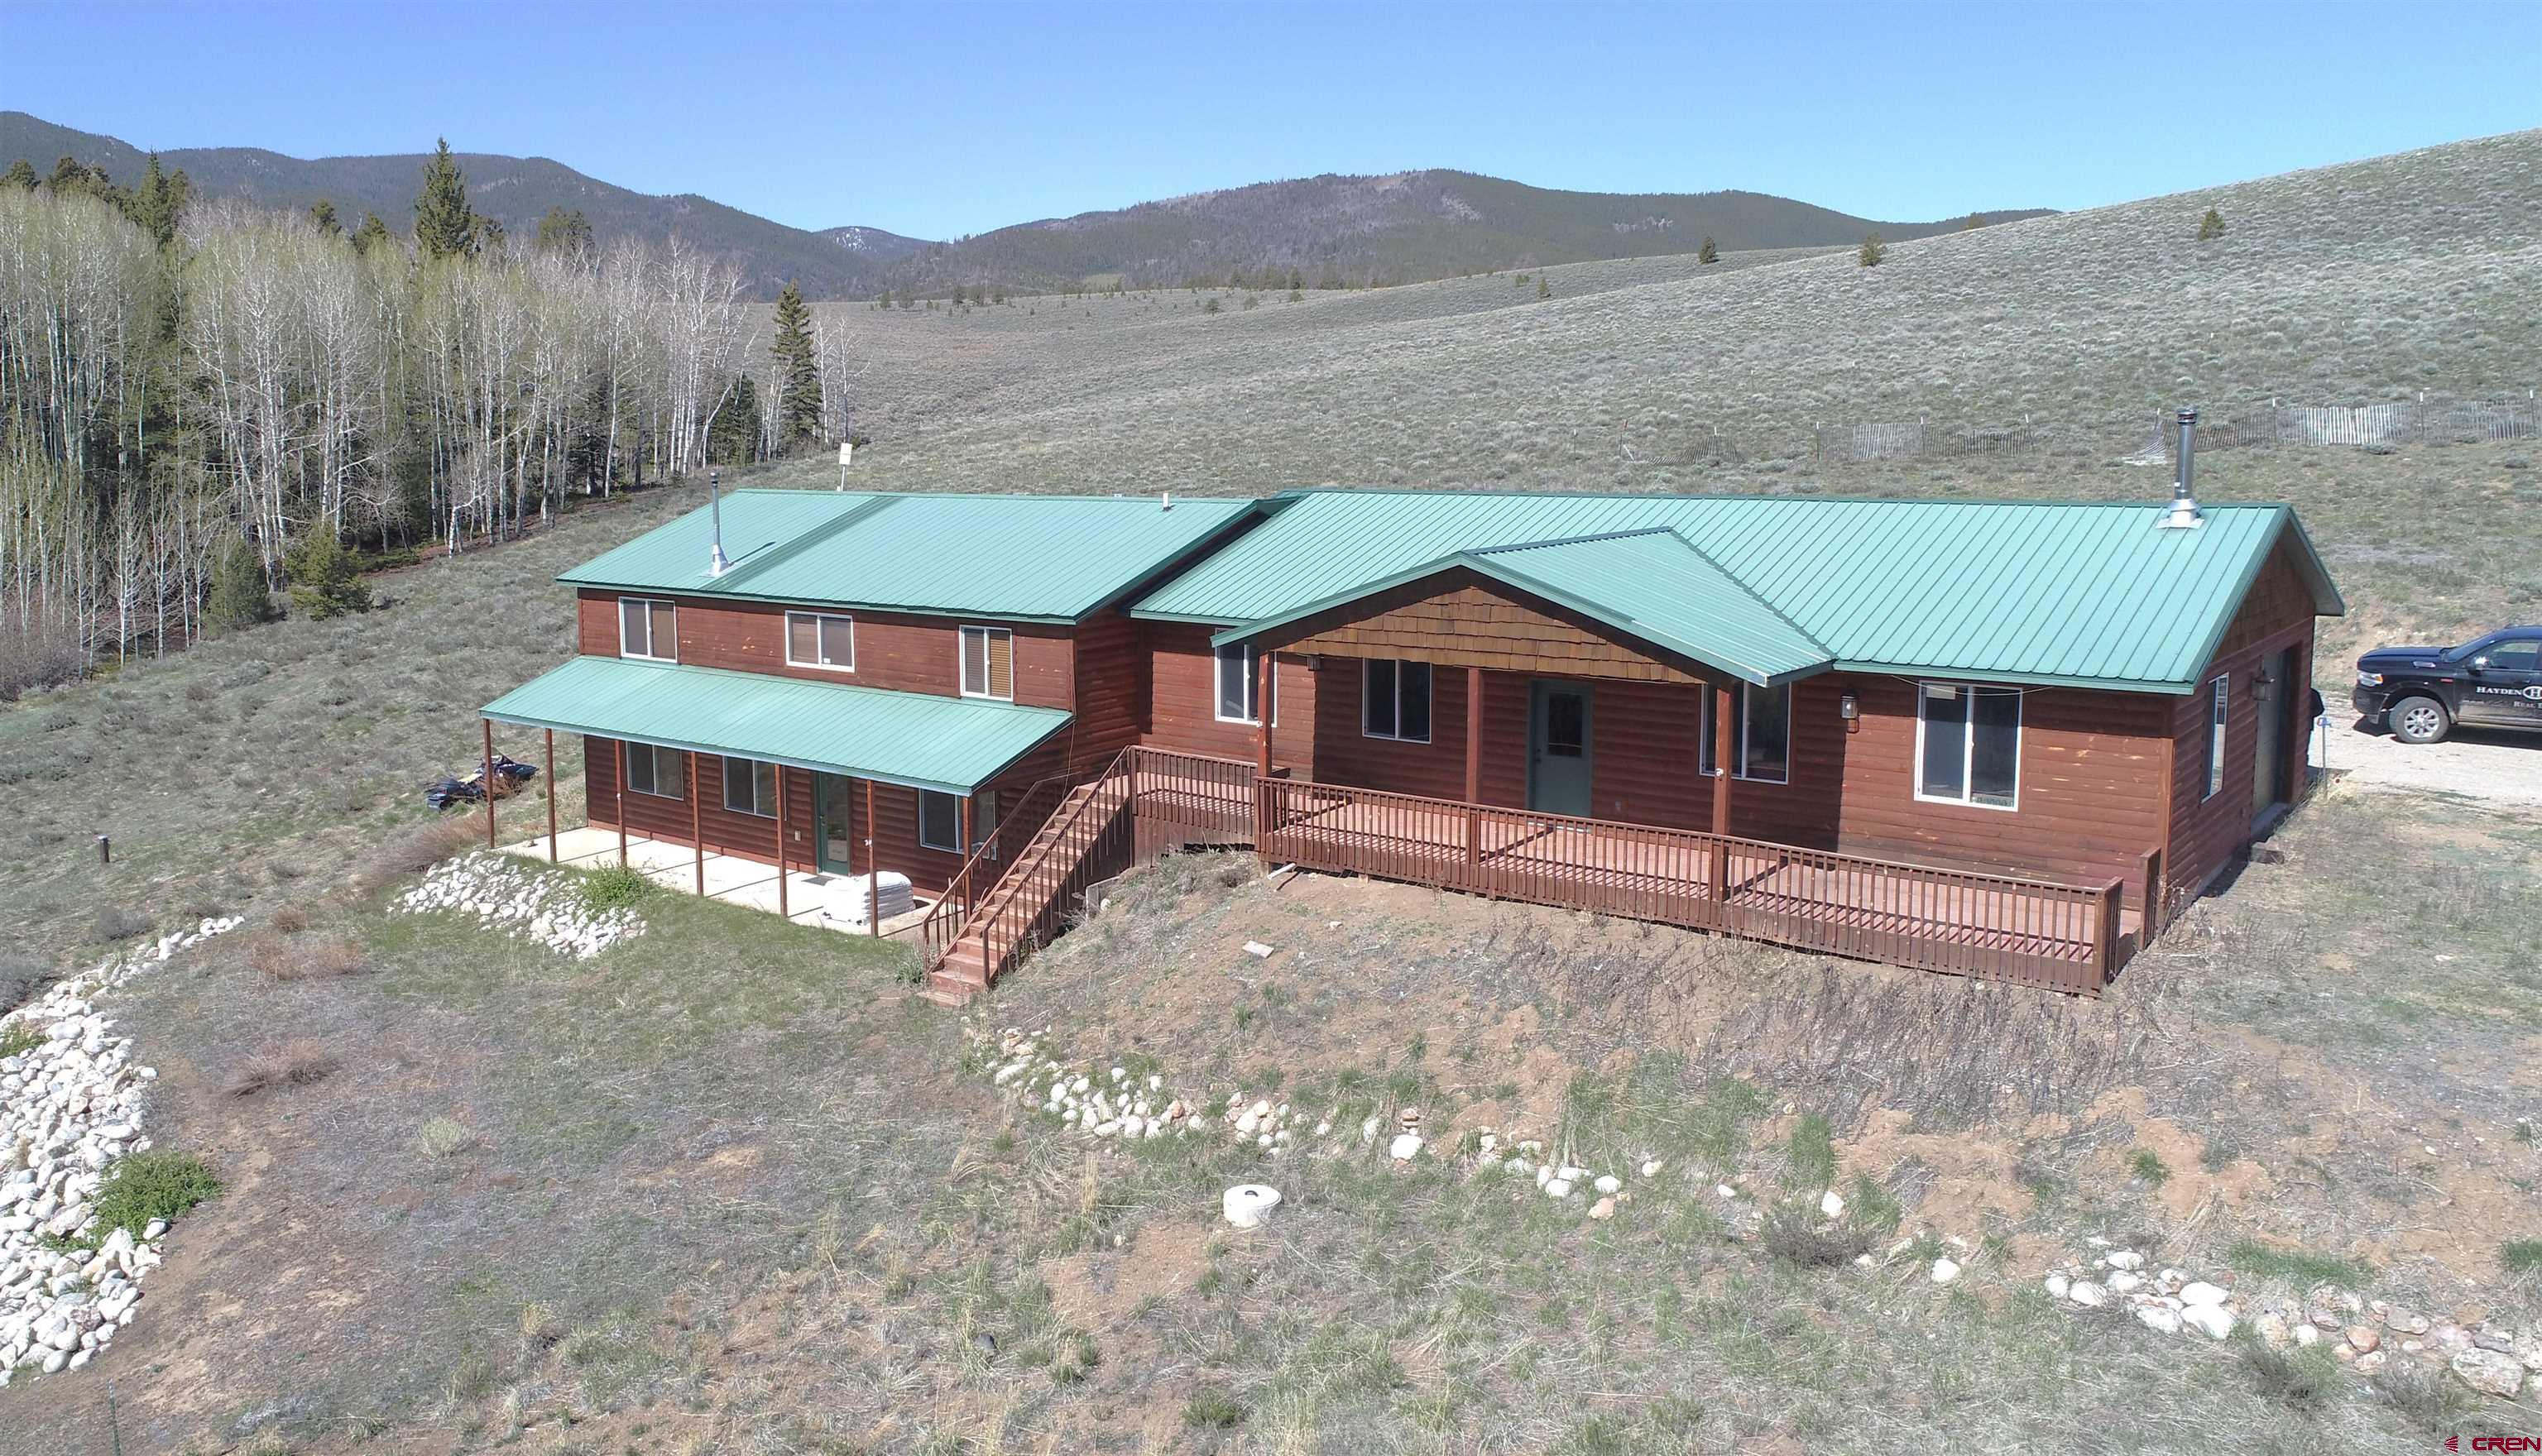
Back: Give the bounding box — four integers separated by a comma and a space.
970, 748, 1139, 984
918, 765, 1093, 963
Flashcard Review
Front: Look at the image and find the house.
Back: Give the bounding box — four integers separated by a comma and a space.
480, 459, 2341, 1000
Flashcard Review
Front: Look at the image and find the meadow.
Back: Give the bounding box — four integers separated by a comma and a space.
5, 129, 2542, 1454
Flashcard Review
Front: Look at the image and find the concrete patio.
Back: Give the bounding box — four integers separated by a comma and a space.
497, 825, 937, 940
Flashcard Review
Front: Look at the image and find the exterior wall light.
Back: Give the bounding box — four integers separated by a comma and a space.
2252, 668, 2276, 703
1839, 693, 1860, 734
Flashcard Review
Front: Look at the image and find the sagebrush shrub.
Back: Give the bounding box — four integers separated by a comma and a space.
580, 863, 652, 912
85, 1150, 221, 1244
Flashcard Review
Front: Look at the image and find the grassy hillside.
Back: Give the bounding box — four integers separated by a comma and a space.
787, 129, 2539, 496
866, 168, 2046, 293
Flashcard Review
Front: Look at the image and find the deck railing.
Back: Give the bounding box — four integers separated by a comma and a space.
1257, 777, 2122, 994
917, 769, 1079, 963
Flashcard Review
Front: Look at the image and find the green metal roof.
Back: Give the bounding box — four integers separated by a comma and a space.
1149, 491, 2343, 694
560, 490, 1258, 622
1212, 528, 1834, 686
481, 655, 1072, 795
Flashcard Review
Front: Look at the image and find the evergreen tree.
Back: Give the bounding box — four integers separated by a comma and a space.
706, 376, 762, 462
1963, 212, 1984, 231
1858, 232, 1886, 267
413, 138, 477, 260
352, 211, 392, 256
2, 159, 36, 191
2197, 207, 2226, 242
206, 536, 276, 634
535, 205, 594, 258
309, 198, 343, 237
1698, 236, 1718, 264
769, 280, 823, 448
1537, 275, 1552, 299
285, 530, 373, 619
124, 156, 189, 249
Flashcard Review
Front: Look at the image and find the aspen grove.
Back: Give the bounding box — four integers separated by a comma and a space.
0, 173, 833, 675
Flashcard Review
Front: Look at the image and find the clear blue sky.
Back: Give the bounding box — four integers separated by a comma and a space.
9, 0, 2535, 239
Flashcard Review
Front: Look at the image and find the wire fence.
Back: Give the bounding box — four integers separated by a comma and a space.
1811, 392, 2539, 464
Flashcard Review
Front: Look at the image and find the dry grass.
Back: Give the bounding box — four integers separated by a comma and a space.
242, 932, 364, 984
226, 1037, 339, 1098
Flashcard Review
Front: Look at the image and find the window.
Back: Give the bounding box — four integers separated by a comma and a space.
1362, 659, 1433, 742
1216, 641, 1265, 724
618, 596, 676, 661
960, 625, 1014, 700
918, 789, 961, 852
785, 611, 855, 672
722, 755, 778, 817
1916, 683, 2022, 809
624, 742, 683, 800
2482, 639, 2541, 672
2204, 675, 2228, 800
1698, 684, 1791, 783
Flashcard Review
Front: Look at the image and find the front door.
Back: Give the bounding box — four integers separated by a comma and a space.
1528, 682, 1594, 817
2460, 635, 2542, 730
2250, 647, 2293, 821
814, 773, 858, 875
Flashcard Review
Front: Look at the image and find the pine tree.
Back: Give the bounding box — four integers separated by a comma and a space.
1858, 232, 1886, 267
770, 280, 823, 448
124, 156, 189, 248
309, 199, 343, 237
1962, 212, 1983, 231
285, 530, 373, 619
352, 212, 392, 256
535, 206, 594, 258
413, 138, 477, 260
2197, 207, 2225, 242
1698, 236, 1718, 265
1537, 275, 1551, 299
1, 159, 33, 191
206, 536, 275, 634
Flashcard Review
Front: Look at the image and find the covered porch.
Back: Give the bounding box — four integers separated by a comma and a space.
476, 654, 1073, 934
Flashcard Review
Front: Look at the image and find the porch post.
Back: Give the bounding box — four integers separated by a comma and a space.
689, 750, 704, 895
615, 739, 629, 867
1708, 683, 1734, 906
866, 778, 880, 936
544, 728, 557, 863
1465, 666, 1483, 865
1255, 649, 1273, 778
775, 764, 789, 920
482, 719, 496, 847
960, 795, 972, 861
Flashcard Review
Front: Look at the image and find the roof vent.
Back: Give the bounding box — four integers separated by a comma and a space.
707, 468, 732, 575
1161, 491, 1173, 512
2157, 409, 2204, 530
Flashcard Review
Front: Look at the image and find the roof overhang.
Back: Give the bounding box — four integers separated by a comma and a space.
481, 656, 1072, 796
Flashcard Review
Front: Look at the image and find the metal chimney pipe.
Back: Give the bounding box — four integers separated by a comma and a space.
2158, 409, 2204, 529
707, 468, 731, 575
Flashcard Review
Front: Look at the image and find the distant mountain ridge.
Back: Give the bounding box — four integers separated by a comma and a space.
2, 111, 2049, 299
857, 170, 2050, 292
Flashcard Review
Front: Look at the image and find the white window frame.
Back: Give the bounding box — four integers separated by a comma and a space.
959, 625, 1014, 702
624, 742, 683, 801
784, 611, 856, 673
1215, 640, 1276, 726
1912, 682, 2023, 812
918, 788, 962, 852
722, 755, 777, 818
1700, 683, 1791, 783
618, 596, 676, 662
1360, 658, 1433, 743
2204, 674, 2228, 800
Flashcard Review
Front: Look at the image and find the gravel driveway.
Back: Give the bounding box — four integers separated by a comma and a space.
2316, 714, 2542, 808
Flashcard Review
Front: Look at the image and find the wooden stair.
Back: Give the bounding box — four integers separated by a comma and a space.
921, 778, 1114, 1004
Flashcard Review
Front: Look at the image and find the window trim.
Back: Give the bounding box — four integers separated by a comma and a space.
2204, 674, 2228, 800
917, 788, 962, 853
722, 755, 777, 818
618, 596, 676, 662
1215, 640, 1274, 726
784, 610, 856, 673
623, 741, 683, 801
1360, 658, 1433, 744
1912, 682, 2023, 812
958, 624, 1014, 702
1736, 683, 1792, 784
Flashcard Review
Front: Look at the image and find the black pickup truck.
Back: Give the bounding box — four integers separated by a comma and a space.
2352, 626, 2542, 744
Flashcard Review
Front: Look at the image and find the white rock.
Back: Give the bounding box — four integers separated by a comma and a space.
2067, 1281, 2109, 1308
2044, 1273, 2070, 1300
2106, 1251, 2144, 1272
1930, 1258, 1961, 1285
2136, 1305, 2183, 1334
1639, 1160, 1664, 1178
1241, 941, 1275, 959
2180, 1281, 2228, 1307
2294, 1323, 2321, 1348
1820, 1190, 1846, 1219
2185, 1305, 2235, 1339
1389, 1133, 1423, 1161
1545, 1179, 1574, 1199
1594, 1175, 1621, 1195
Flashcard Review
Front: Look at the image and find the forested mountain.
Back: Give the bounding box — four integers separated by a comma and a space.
857, 170, 2049, 293
0, 112, 909, 299
4, 112, 2046, 300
